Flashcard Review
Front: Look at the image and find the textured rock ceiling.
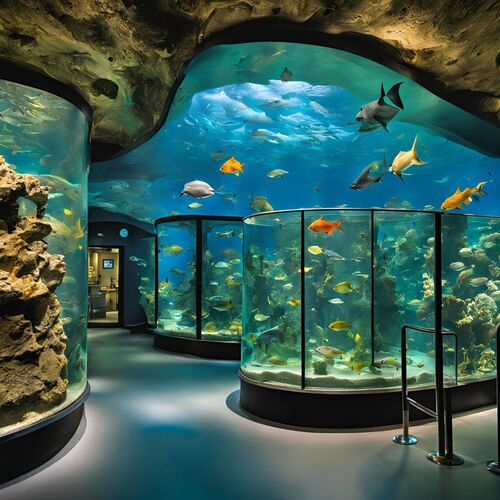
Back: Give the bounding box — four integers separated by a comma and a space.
0, 0, 499, 161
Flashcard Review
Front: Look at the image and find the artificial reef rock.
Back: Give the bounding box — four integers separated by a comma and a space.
0, 156, 68, 428
0, 0, 498, 159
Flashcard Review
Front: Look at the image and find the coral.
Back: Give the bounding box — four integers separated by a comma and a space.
0, 157, 68, 427
313, 359, 328, 375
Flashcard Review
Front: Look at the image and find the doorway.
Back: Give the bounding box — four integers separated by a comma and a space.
88, 246, 123, 327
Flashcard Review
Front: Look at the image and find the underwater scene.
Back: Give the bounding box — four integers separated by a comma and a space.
156, 217, 243, 342
241, 209, 499, 390
90, 42, 499, 224
136, 235, 156, 325
0, 79, 89, 433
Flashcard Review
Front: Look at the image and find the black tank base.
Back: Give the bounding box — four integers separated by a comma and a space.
239, 373, 496, 429
0, 383, 89, 485
154, 332, 240, 360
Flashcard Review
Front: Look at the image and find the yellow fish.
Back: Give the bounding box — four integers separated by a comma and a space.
250, 195, 273, 212
225, 276, 241, 287
220, 156, 244, 176
188, 202, 203, 209
334, 281, 358, 294
163, 244, 183, 255
287, 299, 301, 306
441, 182, 487, 210
328, 320, 351, 331
204, 322, 218, 333
297, 266, 313, 273
74, 219, 84, 239
349, 360, 368, 371
389, 135, 427, 180
307, 245, 323, 255
354, 333, 362, 344
274, 274, 287, 281
63, 208, 72, 216
268, 355, 287, 365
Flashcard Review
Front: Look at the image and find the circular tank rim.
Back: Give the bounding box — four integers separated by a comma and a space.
155, 214, 243, 226
154, 332, 240, 360
242, 207, 500, 221
0, 383, 89, 485
239, 372, 496, 429
0, 59, 93, 124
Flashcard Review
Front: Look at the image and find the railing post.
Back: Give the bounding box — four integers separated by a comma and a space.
486, 326, 500, 475
393, 326, 418, 445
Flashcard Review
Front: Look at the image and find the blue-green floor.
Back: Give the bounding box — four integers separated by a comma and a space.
1, 328, 498, 500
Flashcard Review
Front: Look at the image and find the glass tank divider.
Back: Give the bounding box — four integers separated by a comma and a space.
154, 215, 243, 360
240, 208, 498, 429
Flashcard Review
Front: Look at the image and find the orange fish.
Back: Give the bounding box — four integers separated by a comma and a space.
220, 156, 244, 176
308, 216, 343, 235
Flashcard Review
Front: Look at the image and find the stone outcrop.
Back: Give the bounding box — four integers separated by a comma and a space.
0, 1, 498, 159
0, 156, 68, 428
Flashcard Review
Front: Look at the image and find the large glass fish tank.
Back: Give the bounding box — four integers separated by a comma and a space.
0, 75, 90, 479
155, 215, 243, 359
241, 208, 498, 427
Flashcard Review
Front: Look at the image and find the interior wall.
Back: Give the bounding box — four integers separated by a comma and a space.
88, 218, 155, 328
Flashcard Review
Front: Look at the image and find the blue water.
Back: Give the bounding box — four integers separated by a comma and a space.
90, 42, 499, 223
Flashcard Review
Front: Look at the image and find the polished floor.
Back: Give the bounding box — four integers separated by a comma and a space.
1, 328, 498, 500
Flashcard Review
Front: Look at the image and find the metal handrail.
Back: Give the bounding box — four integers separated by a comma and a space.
393, 324, 464, 466
486, 325, 500, 475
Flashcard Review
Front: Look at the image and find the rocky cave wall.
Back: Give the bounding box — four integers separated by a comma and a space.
0, 156, 68, 428
0, 0, 498, 160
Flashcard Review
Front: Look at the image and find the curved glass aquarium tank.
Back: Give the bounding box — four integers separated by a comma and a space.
155, 215, 243, 359
242, 208, 498, 393
0, 77, 89, 444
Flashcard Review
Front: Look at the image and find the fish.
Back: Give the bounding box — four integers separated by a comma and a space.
255, 313, 270, 321
316, 346, 345, 358
169, 268, 185, 275
434, 176, 449, 184
389, 136, 427, 180
334, 282, 358, 294
214, 261, 231, 269
129, 256, 147, 267
350, 158, 386, 190
457, 267, 474, 284
163, 244, 183, 255
37, 174, 81, 202
449, 262, 465, 271
287, 299, 301, 306
63, 208, 72, 216
211, 151, 227, 160
380, 356, 401, 368
310, 101, 328, 116
222, 193, 239, 204
323, 249, 345, 260
308, 216, 343, 235
354, 333, 362, 344
207, 295, 233, 311
268, 355, 287, 365
351, 82, 404, 132
188, 202, 202, 209
459, 247, 474, 258
204, 322, 218, 333
266, 169, 289, 178
216, 230, 236, 238
181, 180, 216, 198
279, 67, 293, 82
441, 182, 487, 210
328, 320, 351, 331
307, 245, 323, 255
416, 362, 425, 368
220, 156, 244, 176
297, 267, 313, 273
349, 361, 369, 371
328, 298, 344, 305
274, 274, 287, 281
250, 195, 273, 212
407, 299, 422, 306
312, 185, 321, 192
470, 277, 488, 287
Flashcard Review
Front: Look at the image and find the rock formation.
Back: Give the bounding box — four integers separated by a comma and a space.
0, 156, 68, 428
0, 0, 498, 159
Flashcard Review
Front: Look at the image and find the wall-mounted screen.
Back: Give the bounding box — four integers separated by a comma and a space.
102, 259, 114, 269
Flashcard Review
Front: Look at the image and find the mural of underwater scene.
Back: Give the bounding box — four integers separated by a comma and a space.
0, 79, 89, 434
241, 209, 498, 391
90, 42, 498, 223
156, 217, 243, 341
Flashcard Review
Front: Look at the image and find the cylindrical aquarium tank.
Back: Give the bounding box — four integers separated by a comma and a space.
241, 208, 498, 428
155, 215, 243, 359
0, 71, 90, 483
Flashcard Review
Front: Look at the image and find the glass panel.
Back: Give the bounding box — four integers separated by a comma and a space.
156, 220, 197, 338
241, 212, 302, 388
137, 236, 156, 325
0, 79, 88, 436
374, 211, 437, 388
304, 210, 372, 389
442, 214, 499, 383
201, 220, 243, 341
